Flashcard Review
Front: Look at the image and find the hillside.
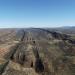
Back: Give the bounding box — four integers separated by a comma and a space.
0, 28, 75, 75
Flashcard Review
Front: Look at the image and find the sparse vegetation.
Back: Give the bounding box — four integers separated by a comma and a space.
0, 28, 75, 75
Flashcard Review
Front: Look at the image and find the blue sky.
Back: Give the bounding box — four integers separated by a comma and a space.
0, 0, 75, 28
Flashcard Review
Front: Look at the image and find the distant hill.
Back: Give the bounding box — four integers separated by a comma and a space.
47, 26, 75, 34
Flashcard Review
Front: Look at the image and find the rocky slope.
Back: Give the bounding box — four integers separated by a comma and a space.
0, 28, 75, 75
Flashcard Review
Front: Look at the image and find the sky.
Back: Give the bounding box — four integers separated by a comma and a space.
0, 0, 75, 28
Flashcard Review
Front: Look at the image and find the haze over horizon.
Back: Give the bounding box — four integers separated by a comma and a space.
0, 0, 75, 28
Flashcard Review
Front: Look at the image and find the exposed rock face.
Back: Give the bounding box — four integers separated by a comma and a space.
14, 51, 26, 65
0, 28, 75, 75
